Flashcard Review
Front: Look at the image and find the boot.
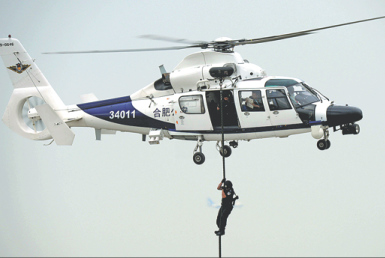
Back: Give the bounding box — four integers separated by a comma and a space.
215, 230, 225, 236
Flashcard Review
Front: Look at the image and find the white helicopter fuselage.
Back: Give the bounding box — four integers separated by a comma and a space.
69, 77, 316, 141
1, 38, 362, 163
67, 51, 332, 143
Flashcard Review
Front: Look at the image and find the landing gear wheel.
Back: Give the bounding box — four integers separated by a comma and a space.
220, 145, 232, 157
193, 152, 205, 165
317, 139, 328, 150
325, 140, 331, 149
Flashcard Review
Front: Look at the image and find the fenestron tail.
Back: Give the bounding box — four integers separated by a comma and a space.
1, 37, 74, 145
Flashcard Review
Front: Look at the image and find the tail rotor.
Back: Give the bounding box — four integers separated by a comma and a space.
22, 96, 46, 133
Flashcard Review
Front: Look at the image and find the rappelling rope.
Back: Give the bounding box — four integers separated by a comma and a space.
218, 81, 226, 258
218, 79, 239, 258
219, 83, 226, 181
219, 234, 222, 258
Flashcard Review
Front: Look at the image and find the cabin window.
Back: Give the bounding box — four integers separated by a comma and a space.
238, 90, 265, 112
266, 89, 292, 111
179, 95, 205, 114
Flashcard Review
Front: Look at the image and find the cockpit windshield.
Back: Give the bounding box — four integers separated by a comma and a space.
265, 79, 324, 108
286, 83, 320, 107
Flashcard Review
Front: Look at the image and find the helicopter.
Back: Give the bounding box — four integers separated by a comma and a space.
1, 17, 383, 165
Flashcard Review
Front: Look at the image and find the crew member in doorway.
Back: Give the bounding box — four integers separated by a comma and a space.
216, 92, 237, 126
215, 178, 237, 236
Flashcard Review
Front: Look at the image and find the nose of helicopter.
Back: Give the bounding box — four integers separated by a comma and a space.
326, 105, 363, 126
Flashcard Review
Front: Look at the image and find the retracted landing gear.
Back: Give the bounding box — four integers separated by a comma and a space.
193, 136, 205, 165
317, 128, 331, 150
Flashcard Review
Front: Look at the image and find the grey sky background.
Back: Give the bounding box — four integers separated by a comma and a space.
1, 0, 384, 256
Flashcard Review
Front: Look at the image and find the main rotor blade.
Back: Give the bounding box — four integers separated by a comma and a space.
43, 16, 385, 54
43, 45, 202, 54
234, 16, 385, 46
139, 34, 208, 45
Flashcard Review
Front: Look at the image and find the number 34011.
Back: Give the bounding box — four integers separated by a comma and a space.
109, 110, 136, 119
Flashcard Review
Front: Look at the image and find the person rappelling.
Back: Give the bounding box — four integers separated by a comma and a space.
215, 178, 239, 236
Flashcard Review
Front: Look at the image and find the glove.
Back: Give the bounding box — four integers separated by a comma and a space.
221, 178, 226, 183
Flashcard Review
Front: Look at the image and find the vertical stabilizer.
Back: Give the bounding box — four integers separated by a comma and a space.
1, 37, 68, 142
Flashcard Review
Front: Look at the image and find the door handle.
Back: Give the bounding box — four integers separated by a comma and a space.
273, 111, 279, 115
244, 112, 250, 116
179, 116, 185, 119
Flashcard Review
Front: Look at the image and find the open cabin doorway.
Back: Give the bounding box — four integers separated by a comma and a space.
206, 90, 239, 128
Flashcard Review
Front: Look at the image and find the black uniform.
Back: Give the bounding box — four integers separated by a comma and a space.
216, 187, 234, 233
217, 99, 238, 126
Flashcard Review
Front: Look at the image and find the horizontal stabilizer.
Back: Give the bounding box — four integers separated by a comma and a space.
80, 93, 98, 103
35, 104, 75, 145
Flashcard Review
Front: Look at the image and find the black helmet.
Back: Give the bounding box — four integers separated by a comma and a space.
224, 180, 232, 189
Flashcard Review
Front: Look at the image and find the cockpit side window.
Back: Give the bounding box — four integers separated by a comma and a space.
287, 83, 320, 107
266, 89, 292, 111
265, 79, 320, 107
238, 90, 265, 112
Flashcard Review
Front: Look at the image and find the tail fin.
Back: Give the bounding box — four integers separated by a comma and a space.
1, 37, 71, 143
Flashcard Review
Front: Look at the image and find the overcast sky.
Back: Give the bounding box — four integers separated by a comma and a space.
1, 0, 385, 257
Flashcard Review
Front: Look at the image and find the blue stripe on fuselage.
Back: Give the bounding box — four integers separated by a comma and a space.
78, 96, 132, 109
77, 96, 175, 129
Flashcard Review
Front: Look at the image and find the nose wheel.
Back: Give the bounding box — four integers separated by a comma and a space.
317, 128, 331, 150
317, 139, 331, 150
